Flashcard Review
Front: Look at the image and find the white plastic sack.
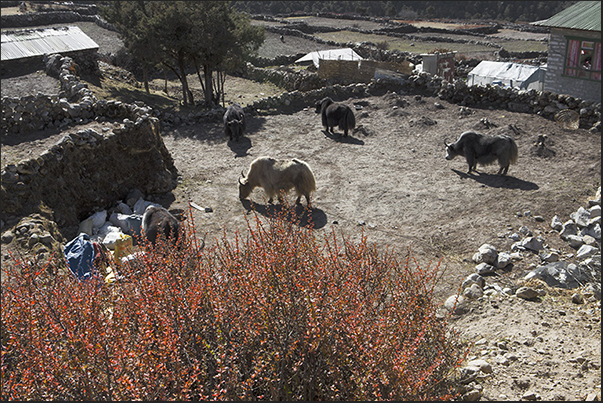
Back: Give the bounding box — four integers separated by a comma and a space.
78, 216, 94, 236
90, 210, 107, 229
102, 230, 126, 250
116, 201, 133, 215
133, 197, 160, 215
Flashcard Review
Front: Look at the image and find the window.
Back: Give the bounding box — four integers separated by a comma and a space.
564, 38, 601, 81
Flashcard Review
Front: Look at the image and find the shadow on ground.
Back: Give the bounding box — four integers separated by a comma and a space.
452, 169, 539, 190
240, 199, 327, 229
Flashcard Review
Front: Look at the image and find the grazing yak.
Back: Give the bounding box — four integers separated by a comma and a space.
315, 97, 356, 137
445, 131, 518, 175
223, 103, 246, 142
239, 156, 316, 207
142, 205, 181, 246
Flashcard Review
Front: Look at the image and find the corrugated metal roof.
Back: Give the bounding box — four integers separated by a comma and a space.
1, 26, 99, 61
532, 1, 601, 32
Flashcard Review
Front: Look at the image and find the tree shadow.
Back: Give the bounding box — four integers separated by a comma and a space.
240, 199, 327, 229
227, 136, 252, 158
452, 169, 539, 190
322, 129, 365, 145
245, 115, 267, 135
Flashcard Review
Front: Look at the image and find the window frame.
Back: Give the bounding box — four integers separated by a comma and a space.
562, 36, 601, 82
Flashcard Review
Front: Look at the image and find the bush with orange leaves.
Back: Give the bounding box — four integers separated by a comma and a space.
1, 202, 467, 400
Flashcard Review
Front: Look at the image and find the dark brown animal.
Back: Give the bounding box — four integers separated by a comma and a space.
445, 131, 519, 175
223, 103, 246, 142
141, 205, 181, 246
315, 97, 356, 137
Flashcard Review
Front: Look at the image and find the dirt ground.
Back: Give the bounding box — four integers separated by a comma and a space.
1, 15, 601, 402
4, 87, 601, 401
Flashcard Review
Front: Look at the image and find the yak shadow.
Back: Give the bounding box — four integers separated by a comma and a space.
452, 169, 539, 190
227, 136, 252, 158
322, 129, 365, 145
240, 199, 327, 229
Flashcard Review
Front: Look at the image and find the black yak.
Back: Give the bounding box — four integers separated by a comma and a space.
315, 97, 356, 137
445, 131, 518, 175
239, 156, 316, 207
223, 103, 246, 142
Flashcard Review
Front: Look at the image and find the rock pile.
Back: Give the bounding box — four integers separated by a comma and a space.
446, 186, 601, 400
447, 186, 601, 314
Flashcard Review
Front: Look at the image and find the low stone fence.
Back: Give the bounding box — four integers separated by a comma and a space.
240, 64, 600, 130
1, 115, 178, 239
2, 55, 600, 137
0, 9, 112, 29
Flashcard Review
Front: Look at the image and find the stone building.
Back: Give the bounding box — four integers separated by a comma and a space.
533, 1, 601, 102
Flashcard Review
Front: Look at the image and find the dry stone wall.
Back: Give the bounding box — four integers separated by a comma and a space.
1, 54, 178, 242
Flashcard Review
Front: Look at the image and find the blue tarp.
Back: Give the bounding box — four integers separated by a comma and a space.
64, 233, 96, 281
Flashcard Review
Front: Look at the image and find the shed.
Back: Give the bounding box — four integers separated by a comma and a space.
467, 61, 546, 91
295, 48, 363, 69
1, 25, 99, 62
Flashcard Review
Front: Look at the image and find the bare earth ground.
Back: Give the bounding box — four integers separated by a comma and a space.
1, 17, 601, 402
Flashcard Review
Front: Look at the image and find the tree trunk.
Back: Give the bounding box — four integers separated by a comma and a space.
203, 65, 213, 107
143, 65, 149, 94
164, 70, 169, 96
178, 50, 192, 107
193, 57, 206, 100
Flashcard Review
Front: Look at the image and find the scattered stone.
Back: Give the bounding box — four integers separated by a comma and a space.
521, 236, 545, 252
444, 294, 469, 315
551, 215, 563, 231
566, 234, 584, 248
467, 359, 492, 374
473, 243, 498, 265
516, 286, 539, 300
462, 273, 486, 289
539, 250, 559, 263
524, 261, 593, 289
521, 391, 540, 400
464, 283, 484, 299
496, 251, 512, 268
576, 244, 598, 260
476, 262, 496, 275
1, 231, 14, 244
571, 293, 585, 304
459, 366, 480, 384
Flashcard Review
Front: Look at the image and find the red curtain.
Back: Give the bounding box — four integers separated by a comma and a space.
565, 39, 580, 76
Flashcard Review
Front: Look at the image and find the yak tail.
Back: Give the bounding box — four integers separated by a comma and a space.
292, 159, 317, 193
509, 138, 519, 165
339, 107, 356, 131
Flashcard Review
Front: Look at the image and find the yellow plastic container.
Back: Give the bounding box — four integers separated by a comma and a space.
114, 234, 133, 260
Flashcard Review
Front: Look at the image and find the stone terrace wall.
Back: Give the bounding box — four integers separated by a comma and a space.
1, 54, 178, 240
241, 65, 600, 131
1, 117, 178, 238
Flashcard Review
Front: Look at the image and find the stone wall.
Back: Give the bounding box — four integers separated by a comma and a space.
318, 59, 413, 82
544, 28, 602, 103
240, 64, 600, 131
1, 116, 178, 240
0, 9, 110, 29
1, 54, 178, 241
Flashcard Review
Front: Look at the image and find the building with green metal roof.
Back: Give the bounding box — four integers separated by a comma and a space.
532, 1, 601, 102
